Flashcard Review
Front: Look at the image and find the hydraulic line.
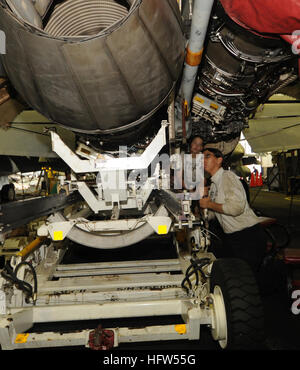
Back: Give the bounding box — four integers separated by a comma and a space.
181, 257, 211, 295
17, 236, 47, 260
1, 261, 38, 304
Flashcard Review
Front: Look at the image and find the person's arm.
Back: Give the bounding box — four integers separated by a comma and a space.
199, 197, 224, 213
221, 173, 246, 216
199, 173, 246, 216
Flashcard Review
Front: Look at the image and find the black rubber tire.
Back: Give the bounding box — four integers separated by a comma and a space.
1, 184, 15, 202
210, 258, 265, 350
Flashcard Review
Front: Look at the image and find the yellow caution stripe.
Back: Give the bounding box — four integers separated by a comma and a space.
186, 47, 203, 67
194, 96, 205, 104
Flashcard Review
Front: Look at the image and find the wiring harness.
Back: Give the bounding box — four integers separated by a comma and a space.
181, 257, 211, 295
1, 261, 37, 304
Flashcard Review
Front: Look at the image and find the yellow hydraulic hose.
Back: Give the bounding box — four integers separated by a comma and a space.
17, 236, 47, 259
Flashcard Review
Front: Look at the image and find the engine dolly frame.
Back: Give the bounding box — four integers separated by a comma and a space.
0, 237, 221, 350
0, 120, 265, 350
0, 206, 266, 351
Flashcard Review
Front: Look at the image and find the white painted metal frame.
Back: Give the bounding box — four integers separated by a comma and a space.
51, 121, 168, 173
76, 178, 155, 212
0, 242, 215, 350
38, 214, 173, 242
51, 122, 168, 212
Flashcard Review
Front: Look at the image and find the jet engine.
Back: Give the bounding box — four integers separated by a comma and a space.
0, 1, 299, 351
189, 0, 299, 143
0, 0, 185, 137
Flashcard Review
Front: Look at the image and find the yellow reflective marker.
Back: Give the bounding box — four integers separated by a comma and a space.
15, 333, 29, 344
175, 324, 186, 335
53, 231, 63, 241
158, 225, 168, 235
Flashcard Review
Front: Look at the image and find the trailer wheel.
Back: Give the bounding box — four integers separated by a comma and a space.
1, 184, 15, 202
210, 258, 265, 350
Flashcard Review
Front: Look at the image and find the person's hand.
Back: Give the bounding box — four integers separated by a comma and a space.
203, 186, 209, 197
199, 196, 211, 209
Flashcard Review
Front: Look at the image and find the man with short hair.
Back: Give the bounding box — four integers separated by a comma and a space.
199, 148, 267, 274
